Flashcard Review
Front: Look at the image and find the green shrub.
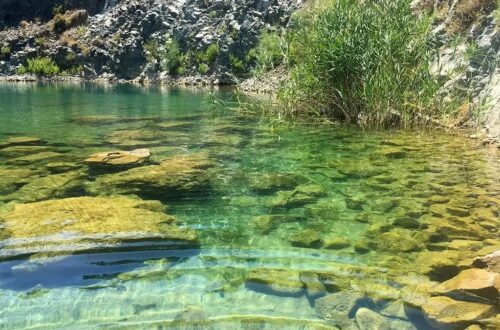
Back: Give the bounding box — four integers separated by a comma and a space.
280, 0, 441, 126
18, 57, 60, 76
143, 39, 158, 62
205, 43, 219, 63
249, 30, 285, 76
1, 46, 11, 58
35, 37, 46, 47
161, 40, 183, 74
198, 63, 210, 74
229, 54, 245, 73
195, 43, 219, 64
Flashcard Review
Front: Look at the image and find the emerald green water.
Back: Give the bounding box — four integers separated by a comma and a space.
0, 83, 498, 329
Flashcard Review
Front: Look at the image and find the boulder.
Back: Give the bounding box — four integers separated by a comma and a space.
0, 136, 44, 148
290, 229, 322, 248
355, 308, 389, 330
84, 148, 151, 167
246, 268, 304, 296
422, 296, 496, 329
431, 268, 500, 303
367, 228, 426, 253
0, 196, 198, 259
300, 271, 326, 300
7, 151, 65, 165
473, 250, 500, 273
87, 153, 211, 197
267, 184, 326, 209
1, 170, 85, 203
247, 172, 302, 194
322, 236, 351, 250
315, 291, 373, 328
0, 167, 37, 194
250, 214, 304, 234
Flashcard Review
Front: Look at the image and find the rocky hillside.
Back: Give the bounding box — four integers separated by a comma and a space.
0, 0, 300, 83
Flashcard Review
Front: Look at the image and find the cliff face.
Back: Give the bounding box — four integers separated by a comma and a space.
414, 0, 499, 142
0, 0, 300, 81
0, 0, 109, 27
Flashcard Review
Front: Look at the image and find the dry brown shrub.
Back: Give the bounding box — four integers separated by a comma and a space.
60, 33, 78, 48
449, 0, 497, 34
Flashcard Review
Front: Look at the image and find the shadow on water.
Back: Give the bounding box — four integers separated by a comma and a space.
0, 247, 199, 291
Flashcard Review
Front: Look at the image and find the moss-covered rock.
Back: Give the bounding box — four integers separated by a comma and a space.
422, 296, 496, 329
290, 229, 322, 248
0, 196, 198, 259
247, 172, 303, 194
322, 236, 351, 250
87, 153, 212, 197
246, 268, 304, 296
250, 214, 305, 234
1, 170, 85, 203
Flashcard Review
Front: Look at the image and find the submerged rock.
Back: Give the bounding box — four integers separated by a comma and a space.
315, 292, 372, 328
267, 184, 327, 209
71, 115, 160, 124
247, 172, 303, 194
1, 170, 85, 203
87, 153, 212, 197
0, 167, 37, 194
84, 148, 151, 167
422, 296, 496, 329
250, 214, 305, 234
0, 137, 44, 148
322, 236, 351, 250
289, 229, 322, 248
7, 151, 66, 165
430, 268, 500, 303
246, 268, 304, 297
0, 196, 198, 259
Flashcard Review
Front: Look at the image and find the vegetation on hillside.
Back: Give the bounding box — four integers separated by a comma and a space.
269, 0, 442, 126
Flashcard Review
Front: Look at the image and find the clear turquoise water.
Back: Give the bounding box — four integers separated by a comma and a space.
0, 83, 498, 329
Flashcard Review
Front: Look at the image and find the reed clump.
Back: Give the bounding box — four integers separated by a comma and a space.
274, 0, 446, 127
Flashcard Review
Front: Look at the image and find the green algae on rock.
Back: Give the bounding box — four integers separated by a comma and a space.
246, 268, 304, 297
87, 153, 212, 197
0, 196, 198, 259
1, 170, 86, 203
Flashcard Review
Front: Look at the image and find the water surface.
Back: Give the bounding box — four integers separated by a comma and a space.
0, 83, 498, 329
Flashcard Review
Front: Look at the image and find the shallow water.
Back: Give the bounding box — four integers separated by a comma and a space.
0, 83, 498, 329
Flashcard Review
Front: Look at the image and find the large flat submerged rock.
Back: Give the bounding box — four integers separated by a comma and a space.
0, 196, 198, 259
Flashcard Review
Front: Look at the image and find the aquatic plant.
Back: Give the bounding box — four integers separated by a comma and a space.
276, 0, 444, 126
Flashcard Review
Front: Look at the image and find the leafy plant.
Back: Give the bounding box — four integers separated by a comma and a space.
1, 46, 11, 59
229, 54, 245, 73
161, 39, 183, 74
198, 63, 210, 74
249, 30, 286, 76
17, 57, 60, 76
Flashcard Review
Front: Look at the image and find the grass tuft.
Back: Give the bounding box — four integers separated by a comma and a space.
275, 0, 445, 127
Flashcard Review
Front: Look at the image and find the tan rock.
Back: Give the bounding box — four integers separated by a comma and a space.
431, 268, 500, 303
422, 296, 496, 329
246, 268, 303, 296
87, 153, 211, 197
0, 196, 198, 258
473, 250, 500, 274
0, 136, 43, 148
84, 148, 151, 167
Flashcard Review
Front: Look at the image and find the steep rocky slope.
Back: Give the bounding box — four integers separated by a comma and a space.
0, 0, 300, 82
